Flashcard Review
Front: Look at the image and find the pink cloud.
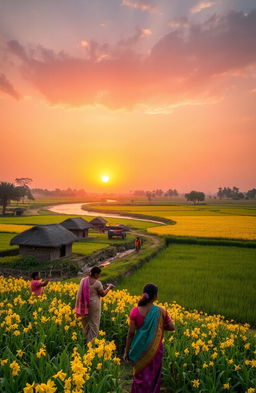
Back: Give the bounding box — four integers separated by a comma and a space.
3, 10, 256, 108
0, 73, 20, 100
121, 0, 157, 13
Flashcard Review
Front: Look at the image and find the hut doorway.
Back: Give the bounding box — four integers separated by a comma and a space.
60, 245, 66, 257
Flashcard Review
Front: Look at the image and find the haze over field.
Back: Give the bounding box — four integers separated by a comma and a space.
0, 0, 255, 192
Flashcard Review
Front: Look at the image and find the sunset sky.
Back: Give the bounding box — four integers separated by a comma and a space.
0, 0, 255, 193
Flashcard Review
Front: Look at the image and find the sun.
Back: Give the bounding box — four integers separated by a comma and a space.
101, 175, 109, 183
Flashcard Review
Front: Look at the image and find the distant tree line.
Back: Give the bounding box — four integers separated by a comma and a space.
134, 189, 179, 201
32, 188, 87, 197
217, 187, 256, 200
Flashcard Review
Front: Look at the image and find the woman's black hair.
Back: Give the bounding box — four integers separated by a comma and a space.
31, 271, 39, 279
138, 283, 158, 306
90, 266, 102, 277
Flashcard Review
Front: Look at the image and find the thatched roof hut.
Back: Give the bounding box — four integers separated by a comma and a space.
10, 224, 77, 261
60, 217, 91, 239
89, 217, 107, 232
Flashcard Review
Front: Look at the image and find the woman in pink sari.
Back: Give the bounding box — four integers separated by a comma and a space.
123, 284, 175, 393
75, 266, 113, 343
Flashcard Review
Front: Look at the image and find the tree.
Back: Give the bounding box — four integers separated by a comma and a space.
15, 178, 33, 187
146, 191, 152, 201
246, 188, 256, 199
0, 182, 21, 215
185, 191, 205, 205
15, 178, 34, 202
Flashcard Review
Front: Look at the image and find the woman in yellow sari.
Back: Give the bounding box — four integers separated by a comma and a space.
124, 283, 175, 393
75, 266, 113, 343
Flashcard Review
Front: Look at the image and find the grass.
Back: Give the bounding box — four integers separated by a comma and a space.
118, 243, 256, 325
0, 233, 18, 251
148, 216, 256, 240
72, 242, 110, 255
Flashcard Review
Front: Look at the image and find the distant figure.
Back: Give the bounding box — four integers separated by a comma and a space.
135, 237, 141, 252
123, 283, 175, 393
75, 266, 114, 343
30, 272, 49, 296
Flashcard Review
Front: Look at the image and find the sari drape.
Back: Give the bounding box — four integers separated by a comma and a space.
129, 305, 165, 376
74, 277, 90, 316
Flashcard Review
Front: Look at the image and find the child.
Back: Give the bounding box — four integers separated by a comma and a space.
30, 272, 49, 296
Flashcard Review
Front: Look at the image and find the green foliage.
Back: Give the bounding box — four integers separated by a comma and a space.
118, 243, 256, 325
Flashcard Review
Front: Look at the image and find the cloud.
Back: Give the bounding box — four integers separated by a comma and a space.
121, 0, 157, 13
0, 73, 20, 100
3, 10, 256, 109
191, 1, 215, 14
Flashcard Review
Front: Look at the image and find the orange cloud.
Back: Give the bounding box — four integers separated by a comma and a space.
4, 10, 256, 108
191, 1, 215, 14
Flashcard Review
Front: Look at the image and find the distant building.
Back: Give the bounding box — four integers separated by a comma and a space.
90, 217, 107, 232
60, 217, 91, 240
10, 224, 77, 262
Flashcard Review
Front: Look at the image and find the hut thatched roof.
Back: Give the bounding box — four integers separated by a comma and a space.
10, 224, 77, 248
61, 217, 91, 231
90, 217, 107, 225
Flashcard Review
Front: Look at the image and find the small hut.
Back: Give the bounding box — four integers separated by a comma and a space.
89, 217, 107, 232
60, 217, 91, 240
10, 224, 77, 262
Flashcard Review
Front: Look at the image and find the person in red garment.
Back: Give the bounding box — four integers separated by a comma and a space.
135, 237, 141, 252
30, 272, 49, 296
123, 284, 175, 393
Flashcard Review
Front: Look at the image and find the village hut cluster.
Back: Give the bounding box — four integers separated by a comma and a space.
10, 216, 108, 262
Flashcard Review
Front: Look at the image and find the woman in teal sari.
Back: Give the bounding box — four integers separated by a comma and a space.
123, 284, 175, 393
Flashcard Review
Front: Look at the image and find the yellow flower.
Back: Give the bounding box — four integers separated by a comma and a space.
228, 359, 233, 365
10, 360, 20, 376
209, 361, 214, 367
244, 342, 251, 350
246, 389, 256, 393
64, 378, 71, 390
175, 352, 180, 357
0, 359, 8, 366
203, 362, 208, 368
223, 383, 230, 389
234, 364, 241, 371
35, 379, 56, 393
36, 345, 46, 358
99, 330, 106, 336
16, 349, 25, 358
13, 330, 20, 336
72, 332, 77, 341
23, 383, 36, 393
113, 357, 121, 365
53, 370, 67, 381
96, 362, 102, 370
184, 348, 189, 355
192, 379, 200, 388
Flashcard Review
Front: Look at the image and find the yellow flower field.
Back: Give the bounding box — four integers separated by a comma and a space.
0, 276, 256, 392
148, 216, 256, 240
0, 224, 32, 233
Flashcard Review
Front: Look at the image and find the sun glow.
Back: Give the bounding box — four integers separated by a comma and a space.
101, 175, 109, 183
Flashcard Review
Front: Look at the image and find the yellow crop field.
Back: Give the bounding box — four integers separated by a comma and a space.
0, 224, 32, 233
0, 276, 256, 392
148, 216, 256, 240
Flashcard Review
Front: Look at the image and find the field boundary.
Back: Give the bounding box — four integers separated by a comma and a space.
81, 205, 175, 225
165, 235, 256, 247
